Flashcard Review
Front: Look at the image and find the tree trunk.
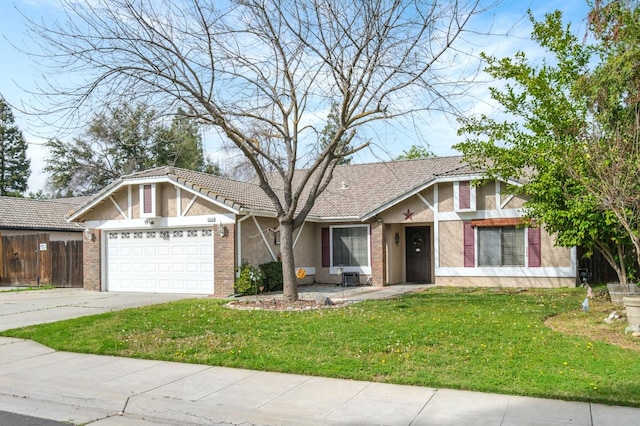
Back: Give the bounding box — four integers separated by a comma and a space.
279, 221, 299, 302
595, 241, 628, 284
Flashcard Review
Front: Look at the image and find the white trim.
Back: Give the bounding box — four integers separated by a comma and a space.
417, 193, 434, 211
436, 174, 485, 184
361, 179, 437, 221
176, 187, 182, 217
436, 208, 523, 222
476, 225, 528, 268
236, 215, 252, 276
183, 194, 198, 217
454, 181, 476, 212
293, 221, 305, 248
501, 193, 516, 210
127, 186, 132, 219
252, 216, 277, 262
101, 227, 107, 291
435, 266, 575, 278
328, 224, 372, 275
84, 214, 234, 230
433, 184, 440, 273
109, 196, 128, 220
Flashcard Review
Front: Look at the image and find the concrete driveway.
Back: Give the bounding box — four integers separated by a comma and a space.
0, 288, 206, 332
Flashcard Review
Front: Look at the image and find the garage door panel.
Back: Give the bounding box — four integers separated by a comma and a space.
107, 228, 213, 294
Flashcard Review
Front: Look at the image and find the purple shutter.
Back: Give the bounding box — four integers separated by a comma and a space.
143, 184, 152, 214
322, 228, 330, 267
463, 221, 474, 267
528, 227, 541, 267
459, 181, 471, 210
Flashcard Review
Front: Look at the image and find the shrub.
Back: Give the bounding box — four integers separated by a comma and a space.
259, 261, 283, 292
234, 262, 264, 295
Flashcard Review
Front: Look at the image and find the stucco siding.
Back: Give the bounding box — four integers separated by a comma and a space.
386, 223, 404, 284
239, 216, 278, 267
438, 221, 463, 267
476, 182, 496, 211
541, 230, 571, 268
438, 182, 454, 212
381, 193, 434, 223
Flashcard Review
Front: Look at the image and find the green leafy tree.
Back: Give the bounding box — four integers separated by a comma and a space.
396, 145, 435, 160
0, 96, 31, 197
45, 103, 218, 195
456, 6, 636, 283
569, 0, 640, 282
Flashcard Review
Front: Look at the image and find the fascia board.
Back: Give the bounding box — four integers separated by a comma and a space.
361, 178, 437, 222
66, 180, 127, 222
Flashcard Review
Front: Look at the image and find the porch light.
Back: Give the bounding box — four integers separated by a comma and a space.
218, 224, 228, 238
394, 232, 400, 245
84, 228, 95, 241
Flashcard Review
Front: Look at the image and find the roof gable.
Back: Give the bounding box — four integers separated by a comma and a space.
68, 157, 485, 223
67, 166, 274, 221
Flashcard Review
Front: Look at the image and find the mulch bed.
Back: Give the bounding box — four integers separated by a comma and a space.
226, 298, 350, 311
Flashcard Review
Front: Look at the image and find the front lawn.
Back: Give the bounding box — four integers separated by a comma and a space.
2, 286, 639, 407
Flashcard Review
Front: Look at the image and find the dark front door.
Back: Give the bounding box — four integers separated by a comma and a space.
405, 226, 431, 283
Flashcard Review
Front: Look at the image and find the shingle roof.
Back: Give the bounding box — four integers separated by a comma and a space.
70, 156, 481, 222
0, 196, 90, 232
307, 156, 471, 218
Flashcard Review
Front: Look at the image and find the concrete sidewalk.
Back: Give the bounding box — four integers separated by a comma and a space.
1, 287, 640, 425
0, 337, 639, 426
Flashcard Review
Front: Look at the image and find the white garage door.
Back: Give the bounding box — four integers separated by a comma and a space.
106, 228, 213, 294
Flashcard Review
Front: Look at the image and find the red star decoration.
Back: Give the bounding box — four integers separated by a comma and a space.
403, 209, 414, 221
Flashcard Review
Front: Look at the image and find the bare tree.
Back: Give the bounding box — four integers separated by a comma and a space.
26, 0, 491, 301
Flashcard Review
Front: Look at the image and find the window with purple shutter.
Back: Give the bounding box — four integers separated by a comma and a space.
463, 221, 474, 267
528, 227, 541, 267
459, 181, 471, 210
143, 184, 152, 214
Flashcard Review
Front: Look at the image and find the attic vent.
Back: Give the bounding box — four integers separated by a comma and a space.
340, 181, 348, 190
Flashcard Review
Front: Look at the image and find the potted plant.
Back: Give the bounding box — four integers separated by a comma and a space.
623, 294, 640, 328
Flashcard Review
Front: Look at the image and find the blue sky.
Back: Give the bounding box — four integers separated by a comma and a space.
0, 0, 591, 193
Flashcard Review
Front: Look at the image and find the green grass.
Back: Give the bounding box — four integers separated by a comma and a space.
2, 286, 640, 407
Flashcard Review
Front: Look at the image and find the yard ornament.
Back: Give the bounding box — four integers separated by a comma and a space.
582, 297, 589, 312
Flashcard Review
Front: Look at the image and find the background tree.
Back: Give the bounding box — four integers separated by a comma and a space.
0, 95, 31, 197
29, 0, 492, 301
154, 108, 217, 172
45, 103, 218, 196
395, 145, 435, 160
318, 103, 354, 165
456, 3, 640, 284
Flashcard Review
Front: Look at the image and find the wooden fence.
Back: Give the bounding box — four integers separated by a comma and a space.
0, 233, 83, 287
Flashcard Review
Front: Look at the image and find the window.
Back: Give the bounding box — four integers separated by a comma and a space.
477, 226, 524, 267
330, 226, 370, 270
139, 183, 156, 217
455, 180, 476, 212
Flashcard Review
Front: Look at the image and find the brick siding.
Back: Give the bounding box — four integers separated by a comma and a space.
83, 230, 101, 291
370, 221, 386, 287
214, 224, 236, 296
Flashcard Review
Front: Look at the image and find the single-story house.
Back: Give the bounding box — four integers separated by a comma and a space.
66, 156, 576, 295
0, 196, 89, 286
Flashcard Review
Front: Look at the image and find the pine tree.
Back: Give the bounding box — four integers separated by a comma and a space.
0, 96, 31, 197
